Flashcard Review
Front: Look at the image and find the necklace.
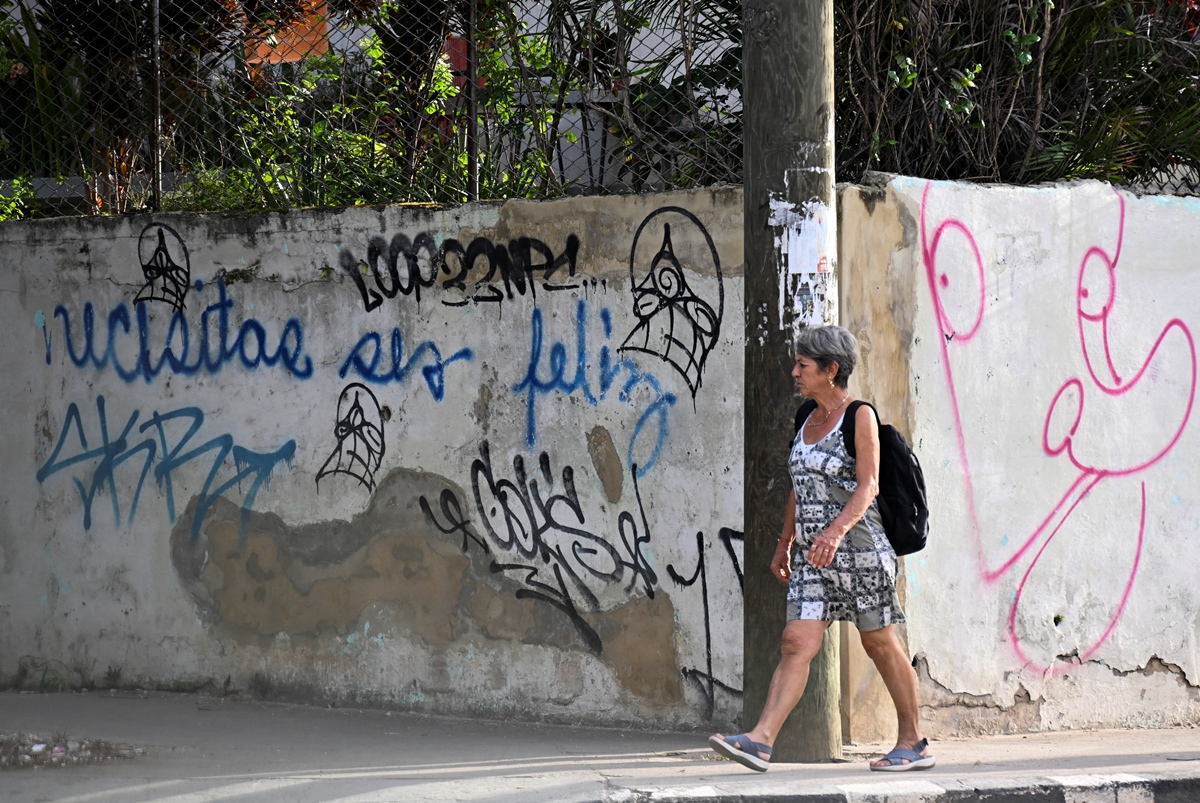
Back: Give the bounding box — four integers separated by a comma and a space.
805, 394, 850, 428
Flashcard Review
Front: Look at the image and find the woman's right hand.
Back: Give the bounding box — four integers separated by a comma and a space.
770, 540, 792, 585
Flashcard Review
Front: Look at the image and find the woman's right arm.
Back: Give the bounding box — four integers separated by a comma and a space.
769, 489, 796, 585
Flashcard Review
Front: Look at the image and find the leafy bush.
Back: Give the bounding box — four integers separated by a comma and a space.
5, 0, 1198, 218
835, 0, 1200, 186
0, 177, 34, 221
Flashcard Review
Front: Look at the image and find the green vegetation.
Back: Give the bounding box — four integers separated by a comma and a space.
0, 0, 1196, 219
835, 0, 1200, 185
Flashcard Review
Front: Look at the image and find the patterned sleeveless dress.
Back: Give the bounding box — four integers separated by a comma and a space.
786, 410, 905, 631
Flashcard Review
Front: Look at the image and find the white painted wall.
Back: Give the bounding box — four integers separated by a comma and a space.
0, 189, 746, 729
885, 178, 1200, 732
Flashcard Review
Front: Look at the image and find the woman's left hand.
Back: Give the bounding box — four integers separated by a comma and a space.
806, 532, 843, 569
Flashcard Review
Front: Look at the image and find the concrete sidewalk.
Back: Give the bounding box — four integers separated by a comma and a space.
1, 691, 1198, 803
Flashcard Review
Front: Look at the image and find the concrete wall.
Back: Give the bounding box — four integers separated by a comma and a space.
841, 178, 1200, 737
0, 189, 746, 729
5, 176, 1200, 736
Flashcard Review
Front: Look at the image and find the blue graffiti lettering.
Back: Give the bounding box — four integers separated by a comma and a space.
50, 278, 313, 382
338, 328, 473, 402
513, 300, 597, 445
513, 300, 676, 474
36, 397, 295, 540
628, 376, 676, 480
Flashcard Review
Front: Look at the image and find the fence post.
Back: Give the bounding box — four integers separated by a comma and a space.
149, 0, 163, 211
742, 0, 841, 763
466, 0, 479, 202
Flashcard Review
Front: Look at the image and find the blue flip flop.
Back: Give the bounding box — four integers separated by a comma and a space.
870, 737, 936, 772
708, 733, 772, 772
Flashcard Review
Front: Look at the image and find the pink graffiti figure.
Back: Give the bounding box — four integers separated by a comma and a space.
920, 182, 1196, 674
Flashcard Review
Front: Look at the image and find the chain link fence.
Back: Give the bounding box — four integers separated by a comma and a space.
2, 1, 1197, 220
834, 0, 1200, 198
0, 0, 741, 216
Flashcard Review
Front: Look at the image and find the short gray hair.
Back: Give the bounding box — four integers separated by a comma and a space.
794, 325, 858, 389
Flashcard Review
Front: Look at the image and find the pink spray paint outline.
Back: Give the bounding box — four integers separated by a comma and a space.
919, 182, 1196, 674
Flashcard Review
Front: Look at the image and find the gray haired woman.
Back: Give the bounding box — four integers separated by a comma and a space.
709, 325, 934, 772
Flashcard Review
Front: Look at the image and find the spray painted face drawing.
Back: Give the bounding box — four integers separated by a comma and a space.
316, 383, 386, 492
620, 207, 724, 398
134, 223, 191, 313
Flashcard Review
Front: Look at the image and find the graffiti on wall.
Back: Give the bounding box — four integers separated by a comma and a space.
419, 441, 658, 655
316, 383, 386, 492
44, 278, 314, 381
340, 231, 582, 311
133, 223, 191, 313
36, 396, 295, 540
31, 203, 740, 725
920, 182, 1196, 673
667, 528, 745, 716
620, 207, 723, 398
514, 299, 677, 477
338, 327, 473, 402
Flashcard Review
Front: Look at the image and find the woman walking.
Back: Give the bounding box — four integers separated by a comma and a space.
709, 326, 934, 773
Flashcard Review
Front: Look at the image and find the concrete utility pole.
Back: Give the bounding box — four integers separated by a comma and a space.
742, 0, 841, 763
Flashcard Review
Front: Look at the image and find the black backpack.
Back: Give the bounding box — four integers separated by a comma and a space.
793, 399, 929, 556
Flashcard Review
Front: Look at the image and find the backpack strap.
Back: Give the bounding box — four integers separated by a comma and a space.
839, 400, 878, 459
796, 398, 877, 453
793, 399, 818, 439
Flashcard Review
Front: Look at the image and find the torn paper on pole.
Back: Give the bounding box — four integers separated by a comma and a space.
768, 194, 838, 331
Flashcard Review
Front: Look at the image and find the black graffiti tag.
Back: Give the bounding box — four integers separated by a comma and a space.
134, 223, 191, 313
315, 382, 385, 492
341, 232, 581, 311
420, 441, 656, 655
442, 234, 581, 305
620, 207, 723, 398
667, 527, 744, 716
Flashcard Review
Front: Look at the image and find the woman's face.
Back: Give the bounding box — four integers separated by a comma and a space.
792, 354, 835, 395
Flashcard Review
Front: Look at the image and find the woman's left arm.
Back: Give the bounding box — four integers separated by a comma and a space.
806, 403, 881, 569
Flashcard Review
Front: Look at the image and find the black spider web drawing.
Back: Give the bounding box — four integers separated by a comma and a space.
619, 207, 723, 398
134, 224, 191, 313
316, 383, 386, 492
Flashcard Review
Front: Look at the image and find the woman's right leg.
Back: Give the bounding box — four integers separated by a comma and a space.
858, 624, 930, 769
725, 619, 830, 750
